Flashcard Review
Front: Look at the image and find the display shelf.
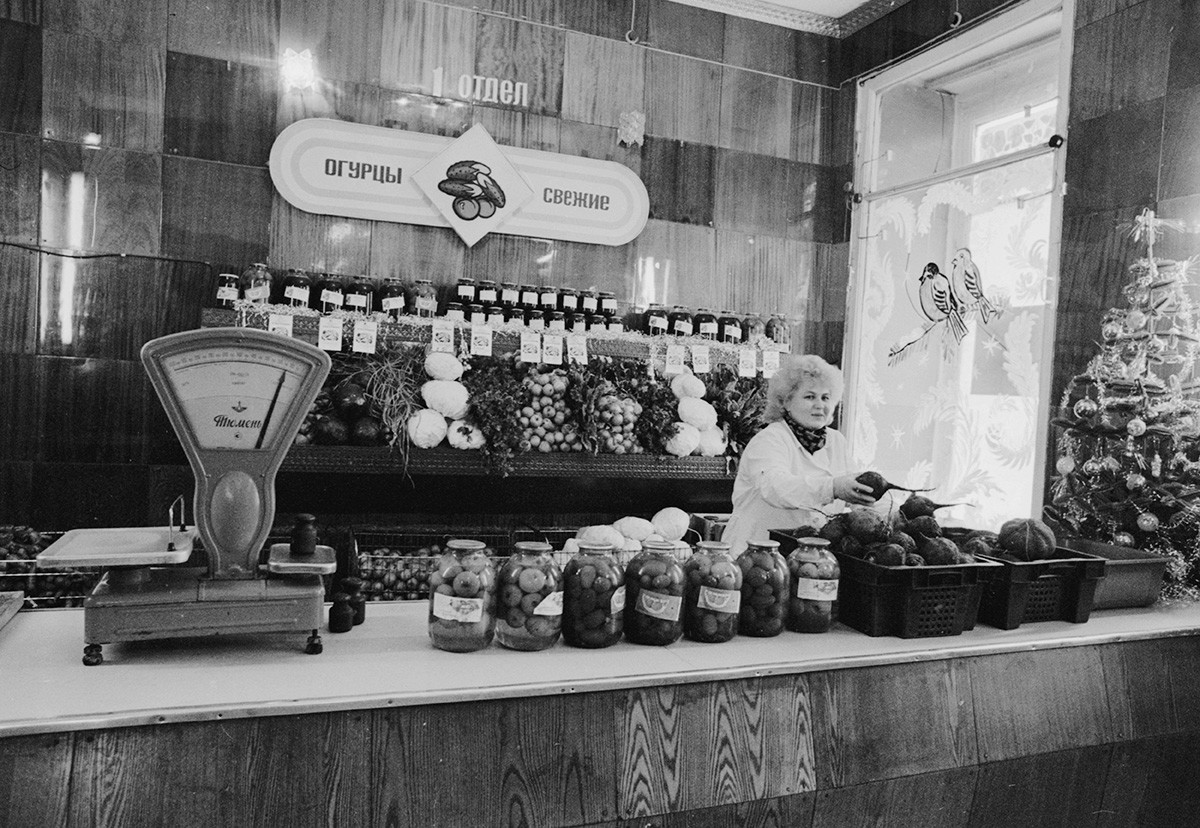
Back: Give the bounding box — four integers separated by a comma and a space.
282, 444, 736, 479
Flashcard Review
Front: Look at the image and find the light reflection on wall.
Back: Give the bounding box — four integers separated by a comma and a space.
39, 170, 87, 346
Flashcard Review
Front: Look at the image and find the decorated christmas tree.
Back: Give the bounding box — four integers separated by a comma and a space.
1047, 209, 1200, 600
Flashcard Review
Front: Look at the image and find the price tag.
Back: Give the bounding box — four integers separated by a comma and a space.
352, 319, 378, 354
520, 332, 541, 363
267, 313, 293, 338
542, 334, 564, 365
665, 345, 686, 375
470, 324, 493, 356
567, 334, 588, 364
761, 349, 781, 378
431, 320, 455, 353
691, 345, 710, 374
738, 348, 758, 378
318, 316, 343, 351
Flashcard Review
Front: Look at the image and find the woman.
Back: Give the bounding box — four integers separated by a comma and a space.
722, 354, 876, 553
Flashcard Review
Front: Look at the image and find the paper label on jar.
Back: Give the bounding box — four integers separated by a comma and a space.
321, 289, 344, 307
346, 293, 367, 308
635, 589, 682, 621
470, 324, 493, 356
610, 585, 627, 614
502, 287, 520, 304
521, 290, 539, 306
567, 334, 588, 364
795, 578, 838, 601
542, 334, 563, 365
674, 320, 693, 337
216, 285, 239, 301
284, 285, 309, 303
431, 320, 455, 353
446, 308, 465, 322
520, 332, 541, 363
601, 297, 618, 314
352, 320, 378, 354
738, 348, 758, 378
665, 345, 686, 375
540, 291, 557, 306
534, 591, 564, 616
416, 296, 437, 315
432, 591, 484, 623
268, 313, 294, 338
457, 285, 474, 300
691, 345, 710, 374
245, 284, 270, 302
761, 349, 781, 379
700, 321, 718, 337
382, 295, 404, 311
722, 325, 742, 343
548, 318, 566, 332
479, 288, 497, 303
697, 586, 741, 614
648, 316, 668, 334
318, 316, 343, 351
582, 295, 598, 313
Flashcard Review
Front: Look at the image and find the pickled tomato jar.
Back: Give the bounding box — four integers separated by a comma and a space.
736, 540, 790, 637
668, 305, 694, 337
282, 268, 312, 307
643, 303, 668, 336
743, 313, 767, 343
239, 262, 273, 304
379, 277, 407, 320
344, 275, 376, 315
766, 314, 791, 349
496, 541, 563, 651
314, 273, 345, 314
785, 537, 839, 633
562, 542, 626, 648
718, 311, 743, 344
694, 308, 718, 340
683, 541, 742, 643
428, 539, 497, 652
413, 278, 438, 318
624, 540, 686, 646
215, 272, 239, 308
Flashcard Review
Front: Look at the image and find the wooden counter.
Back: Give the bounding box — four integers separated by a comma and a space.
3, 603, 1200, 826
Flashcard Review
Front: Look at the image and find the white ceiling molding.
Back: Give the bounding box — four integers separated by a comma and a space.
676, 0, 912, 37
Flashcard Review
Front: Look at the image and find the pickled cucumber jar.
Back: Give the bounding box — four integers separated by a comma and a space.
743, 313, 767, 344
562, 542, 626, 648
379, 277, 407, 320
766, 314, 791, 349
413, 278, 438, 318
344, 275, 376, 315
785, 537, 839, 633
496, 541, 563, 651
428, 539, 497, 652
683, 541, 742, 643
624, 540, 686, 646
314, 273, 346, 314
282, 268, 312, 308
239, 262, 273, 304
737, 539, 790, 637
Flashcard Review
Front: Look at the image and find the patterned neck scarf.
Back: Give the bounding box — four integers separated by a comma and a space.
782, 409, 827, 454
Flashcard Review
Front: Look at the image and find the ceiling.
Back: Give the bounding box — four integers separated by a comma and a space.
675, 0, 896, 36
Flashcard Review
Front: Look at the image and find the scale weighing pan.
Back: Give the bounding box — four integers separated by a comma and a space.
39, 526, 196, 568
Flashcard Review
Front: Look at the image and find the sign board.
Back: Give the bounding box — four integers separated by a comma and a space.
269, 119, 649, 247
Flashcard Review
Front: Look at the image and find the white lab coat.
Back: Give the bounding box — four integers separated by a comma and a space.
722, 421, 854, 554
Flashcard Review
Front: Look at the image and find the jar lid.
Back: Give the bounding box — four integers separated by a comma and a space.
560, 287, 577, 294
478, 279, 497, 285
642, 539, 679, 553
696, 307, 713, 312
469, 303, 484, 310
383, 276, 403, 283
746, 539, 780, 551
446, 538, 487, 551
797, 537, 831, 548
513, 541, 553, 553
416, 277, 433, 284
696, 541, 730, 553
599, 290, 615, 297
251, 262, 268, 268
719, 309, 737, 315
458, 276, 476, 283
576, 541, 614, 553
501, 281, 518, 287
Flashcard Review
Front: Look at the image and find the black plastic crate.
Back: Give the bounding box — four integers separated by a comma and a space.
975, 548, 1107, 630
1059, 538, 1165, 609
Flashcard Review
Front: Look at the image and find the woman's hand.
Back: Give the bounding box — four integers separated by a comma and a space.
833, 473, 877, 506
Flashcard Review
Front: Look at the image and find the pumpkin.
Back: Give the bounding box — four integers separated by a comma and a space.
997, 518, 1057, 561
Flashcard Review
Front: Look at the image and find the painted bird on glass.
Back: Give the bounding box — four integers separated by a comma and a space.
918, 262, 968, 343
949, 247, 998, 323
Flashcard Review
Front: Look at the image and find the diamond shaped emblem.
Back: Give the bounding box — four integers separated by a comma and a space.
411, 124, 534, 247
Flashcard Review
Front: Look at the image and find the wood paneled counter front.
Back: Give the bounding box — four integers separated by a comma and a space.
3, 604, 1200, 827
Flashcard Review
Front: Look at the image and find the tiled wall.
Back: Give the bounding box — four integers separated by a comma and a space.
0, 0, 847, 527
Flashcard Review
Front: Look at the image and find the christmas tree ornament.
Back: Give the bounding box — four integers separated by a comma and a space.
1127, 417, 1148, 437
1147, 336, 1166, 356
1102, 456, 1122, 472
1102, 320, 1124, 341
1073, 398, 1098, 419
1125, 472, 1146, 490
1137, 512, 1161, 532
1151, 453, 1163, 477
1125, 309, 1148, 331
1055, 456, 1076, 475
1113, 531, 1136, 547
1082, 458, 1103, 475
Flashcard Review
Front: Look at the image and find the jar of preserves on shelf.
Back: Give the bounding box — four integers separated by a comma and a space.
496, 541, 563, 651
547, 310, 566, 331
314, 273, 346, 314
500, 281, 520, 309
643, 303, 669, 336
624, 541, 686, 646
683, 541, 741, 643
456, 276, 477, 304
694, 308, 718, 340
558, 288, 578, 313
526, 308, 545, 329
239, 262, 273, 304
599, 290, 618, 318
379, 277, 407, 320
539, 285, 559, 312
215, 272, 239, 308
519, 284, 540, 312
444, 301, 465, 323
579, 313, 598, 332
786, 537, 838, 633
736, 540, 789, 637
606, 316, 624, 333
413, 278, 438, 318
344, 275, 376, 315
562, 542, 625, 648
766, 314, 791, 349
282, 268, 312, 308
477, 279, 498, 307
486, 306, 506, 327
428, 539, 497, 652
743, 313, 767, 343
668, 305, 694, 337
718, 311, 743, 344
466, 303, 484, 324
580, 289, 600, 315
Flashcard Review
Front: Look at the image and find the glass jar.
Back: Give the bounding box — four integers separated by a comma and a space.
413, 278, 438, 318
314, 273, 345, 314
444, 301, 465, 323
562, 542, 626, 648
428, 539, 497, 652
495, 541, 563, 651
743, 313, 767, 344
379, 277, 407, 320
683, 541, 742, 643
500, 281, 520, 309
736, 540, 790, 637
282, 268, 312, 308
215, 272, 239, 308
486, 306, 506, 327
599, 290, 618, 318
239, 262, 273, 304
718, 311, 743, 344
694, 308, 718, 340
539, 285, 559, 312
606, 316, 624, 333
766, 314, 791, 349
344, 275, 376, 315
579, 313, 598, 332
456, 276, 477, 305
467, 303, 485, 324
785, 538, 839, 633
547, 310, 566, 331
519, 284, 540, 312
526, 308, 545, 329
624, 541, 686, 646
668, 305, 694, 337
558, 288, 578, 313
477, 279, 498, 307
643, 303, 668, 336
580, 289, 600, 315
